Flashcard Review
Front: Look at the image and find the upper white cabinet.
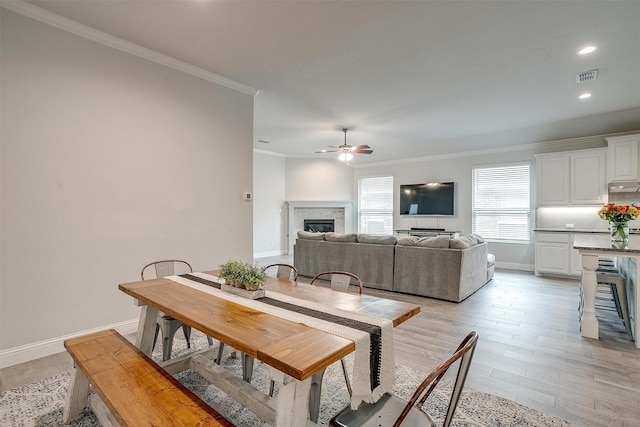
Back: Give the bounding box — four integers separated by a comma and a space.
607, 134, 640, 182
535, 148, 606, 206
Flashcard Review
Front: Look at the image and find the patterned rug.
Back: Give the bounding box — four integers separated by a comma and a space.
0, 332, 569, 426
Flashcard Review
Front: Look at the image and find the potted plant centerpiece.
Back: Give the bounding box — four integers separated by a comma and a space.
218, 260, 267, 299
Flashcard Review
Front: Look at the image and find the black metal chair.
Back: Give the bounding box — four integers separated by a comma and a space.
330, 331, 478, 427
309, 271, 364, 397
310, 270, 363, 295
141, 260, 194, 361
262, 263, 299, 281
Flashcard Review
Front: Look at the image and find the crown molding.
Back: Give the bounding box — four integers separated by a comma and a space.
253, 149, 286, 158
351, 130, 640, 169
1, 0, 258, 96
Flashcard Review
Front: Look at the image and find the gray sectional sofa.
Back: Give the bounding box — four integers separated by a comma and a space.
293, 231, 493, 302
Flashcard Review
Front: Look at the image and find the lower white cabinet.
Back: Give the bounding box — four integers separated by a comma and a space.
535, 232, 583, 277
569, 234, 584, 276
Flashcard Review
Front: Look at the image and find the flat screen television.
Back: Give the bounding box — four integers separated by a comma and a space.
399, 182, 455, 216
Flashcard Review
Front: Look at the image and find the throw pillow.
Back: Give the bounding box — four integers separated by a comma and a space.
417, 235, 450, 248
297, 231, 326, 240
357, 234, 398, 245
471, 233, 485, 243
325, 232, 358, 242
397, 236, 419, 246
449, 235, 477, 249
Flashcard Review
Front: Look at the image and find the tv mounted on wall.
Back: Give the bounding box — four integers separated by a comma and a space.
399, 182, 455, 216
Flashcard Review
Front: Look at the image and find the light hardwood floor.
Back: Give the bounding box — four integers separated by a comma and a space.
2, 265, 639, 426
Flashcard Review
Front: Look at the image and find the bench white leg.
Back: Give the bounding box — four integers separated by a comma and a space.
271, 368, 312, 427
135, 303, 159, 356
89, 392, 120, 427
62, 365, 90, 423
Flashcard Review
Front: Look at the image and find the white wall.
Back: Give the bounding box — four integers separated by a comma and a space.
0, 11, 254, 363
253, 151, 286, 258
285, 158, 354, 201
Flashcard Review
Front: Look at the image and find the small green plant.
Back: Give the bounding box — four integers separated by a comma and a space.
218, 260, 267, 291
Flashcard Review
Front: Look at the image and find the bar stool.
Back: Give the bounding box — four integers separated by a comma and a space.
595, 270, 632, 339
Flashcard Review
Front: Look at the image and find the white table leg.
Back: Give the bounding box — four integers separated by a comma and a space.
135, 303, 158, 356
271, 367, 312, 427
581, 253, 599, 339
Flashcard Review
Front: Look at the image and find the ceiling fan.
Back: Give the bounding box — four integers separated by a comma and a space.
315, 128, 373, 162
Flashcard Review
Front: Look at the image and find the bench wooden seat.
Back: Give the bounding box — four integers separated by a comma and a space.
63, 329, 234, 427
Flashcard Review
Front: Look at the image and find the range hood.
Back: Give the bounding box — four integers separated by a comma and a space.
608, 181, 640, 193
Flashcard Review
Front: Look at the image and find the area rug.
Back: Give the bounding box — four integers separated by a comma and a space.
0, 333, 569, 426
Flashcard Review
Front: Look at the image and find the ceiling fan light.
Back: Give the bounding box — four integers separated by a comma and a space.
339, 152, 353, 162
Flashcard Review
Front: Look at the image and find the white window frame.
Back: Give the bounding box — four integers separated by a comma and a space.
472, 162, 531, 242
358, 175, 394, 235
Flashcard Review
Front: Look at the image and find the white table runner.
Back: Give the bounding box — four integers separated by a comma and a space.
167, 272, 395, 408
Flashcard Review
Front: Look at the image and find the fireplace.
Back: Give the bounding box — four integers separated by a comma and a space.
304, 219, 335, 233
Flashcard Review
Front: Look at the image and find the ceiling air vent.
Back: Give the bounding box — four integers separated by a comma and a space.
576, 69, 598, 84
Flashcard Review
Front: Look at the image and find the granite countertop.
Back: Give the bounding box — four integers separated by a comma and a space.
573, 234, 640, 253
534, 228, 609, 234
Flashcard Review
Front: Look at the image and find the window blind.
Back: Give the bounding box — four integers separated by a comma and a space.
358, 176, 394, 235
472, 164, 531, 241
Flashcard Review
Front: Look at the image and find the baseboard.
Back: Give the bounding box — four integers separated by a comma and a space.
495, 262, 535, 272
0, 319, 139, 368
253, 250, 285, 259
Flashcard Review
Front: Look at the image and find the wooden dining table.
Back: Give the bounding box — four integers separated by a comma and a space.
119, 270, 420, 427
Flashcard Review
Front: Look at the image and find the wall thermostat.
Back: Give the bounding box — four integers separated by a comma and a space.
243, 192, 252, 201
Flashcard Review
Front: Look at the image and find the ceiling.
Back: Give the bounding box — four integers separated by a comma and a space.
17, 0, 640, 164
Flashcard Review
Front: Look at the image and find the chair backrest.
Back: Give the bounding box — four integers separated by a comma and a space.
141, 260, 193, 280
310, 271, 363, 295
394, 331, 478, 427
262, 263, 299, 281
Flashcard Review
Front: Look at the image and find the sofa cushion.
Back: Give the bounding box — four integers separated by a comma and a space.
297, 231, 326, 240
325, 232, 358, 242
417, 236, 450, 248
471, 233, 485, 243
449, 235, 478, 249
357, 234, 397, 245
397, 236, 419, 246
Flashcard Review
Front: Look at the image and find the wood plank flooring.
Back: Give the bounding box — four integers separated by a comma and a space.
2, 266, 639, 426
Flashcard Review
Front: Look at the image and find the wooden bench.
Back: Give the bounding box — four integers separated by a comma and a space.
63, 329, 234, 426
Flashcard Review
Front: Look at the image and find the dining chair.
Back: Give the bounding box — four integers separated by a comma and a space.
330, 331, 479, 427
310, 270, 363, 295
310, 270, 364, 397
141, 259, 213, 361
262, 263, 299, 281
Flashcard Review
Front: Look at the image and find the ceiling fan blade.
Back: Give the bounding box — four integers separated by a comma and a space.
352, 144, 370, 150
351, 147, 373, 154
315, 149, 339, 154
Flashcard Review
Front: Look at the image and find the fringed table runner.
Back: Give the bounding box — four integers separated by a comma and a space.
167, 272, 395, 408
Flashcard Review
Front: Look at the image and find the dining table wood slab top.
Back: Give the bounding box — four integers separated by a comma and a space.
118, 270, 421, 427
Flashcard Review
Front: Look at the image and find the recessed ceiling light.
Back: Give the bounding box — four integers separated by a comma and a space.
579, 93, 592, 99
578, 46, 597, 55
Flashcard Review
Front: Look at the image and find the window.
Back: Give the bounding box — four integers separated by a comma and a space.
358, 176, 393, 235
472, 163, 531, 241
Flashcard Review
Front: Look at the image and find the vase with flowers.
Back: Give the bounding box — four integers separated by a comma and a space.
598, 203, 640, 243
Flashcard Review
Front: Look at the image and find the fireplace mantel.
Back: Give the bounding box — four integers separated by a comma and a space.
285, 201, 355, 254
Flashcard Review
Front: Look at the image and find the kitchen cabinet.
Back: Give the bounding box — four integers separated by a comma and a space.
535, 232, 584, 277
535, 148, 606, 206
569, 234, 584, 276
535, 232, 571, 276
607, 134, 640, 182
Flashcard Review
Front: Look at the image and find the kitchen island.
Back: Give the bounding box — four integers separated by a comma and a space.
573, 234, 639, 348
